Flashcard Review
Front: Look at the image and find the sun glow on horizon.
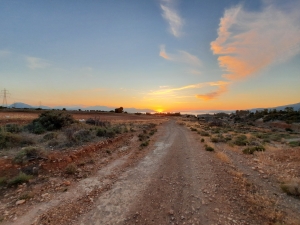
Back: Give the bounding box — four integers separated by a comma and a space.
156, 109, 164, 113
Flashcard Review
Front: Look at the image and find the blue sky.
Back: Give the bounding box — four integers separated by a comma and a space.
1, 0, 300, 111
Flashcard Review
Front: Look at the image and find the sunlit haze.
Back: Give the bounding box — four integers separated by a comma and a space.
1, 0, 300, 112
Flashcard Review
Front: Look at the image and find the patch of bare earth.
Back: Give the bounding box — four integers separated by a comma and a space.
1, 119, 300, 225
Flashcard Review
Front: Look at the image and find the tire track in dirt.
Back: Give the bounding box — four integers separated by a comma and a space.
76, 120, 176, 225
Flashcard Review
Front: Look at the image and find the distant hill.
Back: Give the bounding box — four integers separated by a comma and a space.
250, 102, 300, 112
7, 101, 300, 114
7, 102, 154, 113
9, 102, 33, 109
183, 102, 300, 115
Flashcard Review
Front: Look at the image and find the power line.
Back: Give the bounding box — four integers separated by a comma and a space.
1, 89, 10, 107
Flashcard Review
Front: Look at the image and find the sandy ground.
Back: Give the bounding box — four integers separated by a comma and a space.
1, 120, 300, 225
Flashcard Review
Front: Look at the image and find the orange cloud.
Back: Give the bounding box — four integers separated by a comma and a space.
159, 45, 170, 59
196, 81, 228, 100
211, 3, 300, 80
150, 81, 229, 101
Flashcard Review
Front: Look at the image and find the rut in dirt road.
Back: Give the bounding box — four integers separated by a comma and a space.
78, 120, 271, 225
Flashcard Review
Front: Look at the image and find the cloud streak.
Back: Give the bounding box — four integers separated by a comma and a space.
160, 0, 184, 37
26, 57, 50, 69
0, 50, 11, 58
160, 45, 202, 67
196, 81, 228, 100
211, 3, 300, 80
150, 81, 229, 100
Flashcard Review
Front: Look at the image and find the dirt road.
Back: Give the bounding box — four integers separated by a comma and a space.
78, 120, 300, 225
4, 120, 300, 225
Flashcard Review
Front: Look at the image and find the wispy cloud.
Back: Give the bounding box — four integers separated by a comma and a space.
189, 69, 201, 75
26, 57, 50, 69
159, 85, 169, 89
196, 81, 228, 100
159, 45, 202, 66
0, 50, 11, 58
160, 0, 184, 37
150, 81, 229, 101
150, 83, 205, 95
211, 3, 300, 80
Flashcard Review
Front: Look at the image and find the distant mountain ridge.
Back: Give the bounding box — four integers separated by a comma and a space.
250, 102, 300, 112
7, 102, 155, 113
6, 101, 300, 114
182, 102, 300, 115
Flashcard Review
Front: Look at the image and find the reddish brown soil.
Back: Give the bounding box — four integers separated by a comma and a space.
1, 120, 300, 225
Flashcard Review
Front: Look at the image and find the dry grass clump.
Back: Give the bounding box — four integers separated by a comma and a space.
65, 163, 77, 175
215, 151, 231, 163
7, 172, 33, 186
280, 178, 300, 196
230, 168, 286, 223
198, 130, 210, 136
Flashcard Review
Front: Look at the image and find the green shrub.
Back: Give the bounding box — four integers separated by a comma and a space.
190, 127, 197, 132
105, 129, 116, 138
65, 163, 77, 174
96, 128, 107, 137
242, 146, 265, 154
199, 131, 210, 136
0, 132, 32, 148
0, 132, 21, 148
289, 141, 300, 147
211, 137, 219, 143
211, 128, 220, 134
48, 139, 59, 147
8, 172, 33, 186
111, 126, 121, 134
138, 133, 148, 141
28, 111, 75, 132
96, 128, 116, 138
211, 134, 226, 143
149, 129, 157, 136
0, 177, 7, 186
233, 135, 248, 146
5, 124, 21, 133
13, 147, 45, 164
201, 138, 204, 142
25, 121, 46, 134
140, 140, 149, 147
43, 132, 57, 141
205, 145, 214, 151
73, 129, 92, 142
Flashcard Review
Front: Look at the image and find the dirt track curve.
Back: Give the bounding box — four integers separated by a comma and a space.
5, 120, 300, 225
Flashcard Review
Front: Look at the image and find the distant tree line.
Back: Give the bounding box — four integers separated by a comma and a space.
244, 107, 300, 123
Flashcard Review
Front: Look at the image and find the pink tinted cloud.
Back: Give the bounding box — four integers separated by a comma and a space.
211, 3, 300, 80
196, 81, 229, 100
